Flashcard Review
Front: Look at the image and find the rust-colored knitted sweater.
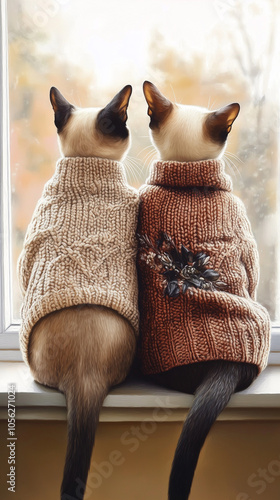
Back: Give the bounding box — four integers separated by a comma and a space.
137, 159, 271, 375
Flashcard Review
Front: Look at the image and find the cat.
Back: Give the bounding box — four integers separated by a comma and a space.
18, 85, 139, 500
137, 81, 270, 500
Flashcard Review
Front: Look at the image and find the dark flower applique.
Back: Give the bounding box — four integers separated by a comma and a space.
138, 232, 227, 298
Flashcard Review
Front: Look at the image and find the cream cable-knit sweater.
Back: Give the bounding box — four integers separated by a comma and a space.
18, 157, 140, 365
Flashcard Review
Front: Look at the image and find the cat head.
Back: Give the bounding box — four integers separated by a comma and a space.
50, 85, 132, 161
143, 81, 240, 162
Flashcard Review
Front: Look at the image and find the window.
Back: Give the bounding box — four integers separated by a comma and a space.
1, 0, 280, 360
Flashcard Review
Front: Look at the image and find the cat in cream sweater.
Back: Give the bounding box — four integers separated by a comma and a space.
18, 86, 139, 500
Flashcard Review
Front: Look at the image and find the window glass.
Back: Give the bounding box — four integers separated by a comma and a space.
8, 0, 280, 321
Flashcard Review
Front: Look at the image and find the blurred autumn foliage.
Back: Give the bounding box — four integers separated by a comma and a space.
8, 0, 280, 319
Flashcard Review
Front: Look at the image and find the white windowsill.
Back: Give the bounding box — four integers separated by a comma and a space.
0, 362, 279, 422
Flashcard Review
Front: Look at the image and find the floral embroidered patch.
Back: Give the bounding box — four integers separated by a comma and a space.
138, 232, 227, 297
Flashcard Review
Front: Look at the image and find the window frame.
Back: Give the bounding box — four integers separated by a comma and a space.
0, 0, 19, 360
0, 0, 279, 364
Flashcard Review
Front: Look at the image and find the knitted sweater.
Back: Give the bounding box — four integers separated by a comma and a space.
18, 157, 139, 365
137, 159, 271, 375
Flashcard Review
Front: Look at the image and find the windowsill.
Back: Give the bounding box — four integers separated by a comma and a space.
0, 362, 279, 421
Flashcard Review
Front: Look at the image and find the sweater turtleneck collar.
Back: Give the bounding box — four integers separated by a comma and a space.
147, 159, 233, 191
54, 156, 128, 189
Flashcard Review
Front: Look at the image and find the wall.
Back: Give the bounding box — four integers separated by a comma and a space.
0, 419, 280, 500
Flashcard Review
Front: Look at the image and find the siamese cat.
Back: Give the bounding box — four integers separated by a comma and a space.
25, 86, 137, 499
140, 81, 262, 500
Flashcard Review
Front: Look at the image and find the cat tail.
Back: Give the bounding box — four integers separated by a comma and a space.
168, 362, 257, 500
60, 377, 107, 500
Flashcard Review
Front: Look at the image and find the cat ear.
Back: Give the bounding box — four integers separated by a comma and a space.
205, 103, 240, 144
50, 87, 74, 133
96, 85, 132, 138
143, 81, 173, 129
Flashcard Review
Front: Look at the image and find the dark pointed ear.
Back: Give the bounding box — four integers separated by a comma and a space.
204, 103, 240, 144
96, 85, 132, 139
50, 87, 74, 133
143, 81, 173, 129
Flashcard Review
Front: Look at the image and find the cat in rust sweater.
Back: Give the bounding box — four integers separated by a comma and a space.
137, 81, 271, 500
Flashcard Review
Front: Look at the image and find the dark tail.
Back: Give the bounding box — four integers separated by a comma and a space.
168, 361, 257, 500
61, 379, 107, 500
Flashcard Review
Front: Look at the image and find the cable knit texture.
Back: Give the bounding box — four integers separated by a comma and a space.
18, 157, 140, 365
137, 159, 271, 375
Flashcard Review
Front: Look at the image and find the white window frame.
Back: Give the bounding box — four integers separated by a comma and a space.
0, 0, 279, 364
0, 0, 19, 360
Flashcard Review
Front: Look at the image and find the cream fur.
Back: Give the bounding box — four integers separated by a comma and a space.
58, 107, 131, 160
151, 104, 227, 162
